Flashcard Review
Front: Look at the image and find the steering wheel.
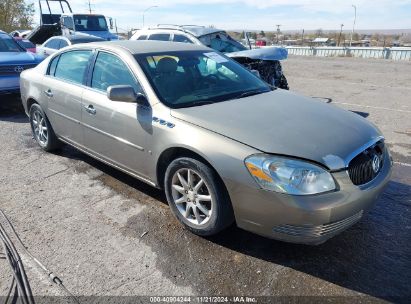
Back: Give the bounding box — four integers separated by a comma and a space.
198, 74, 218, 88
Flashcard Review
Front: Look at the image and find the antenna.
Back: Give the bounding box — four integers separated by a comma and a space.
87, 0, 93, 14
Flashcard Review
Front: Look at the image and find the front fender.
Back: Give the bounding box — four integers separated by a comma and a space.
226, 47, 288, 61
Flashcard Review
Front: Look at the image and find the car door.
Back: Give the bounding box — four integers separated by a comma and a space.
81, 51, 150, 177
43, 49, 92, 146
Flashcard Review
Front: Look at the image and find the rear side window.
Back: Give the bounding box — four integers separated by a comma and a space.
54, 50, 91, 84
137, 35, 147, 40
48, 55, 59, 76
45, 39, 60, 49
148, 33, 170, 41
173, 34, 193, 44
91, 52, 142, 93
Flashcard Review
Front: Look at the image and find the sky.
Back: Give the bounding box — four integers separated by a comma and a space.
29, 0, 411, 31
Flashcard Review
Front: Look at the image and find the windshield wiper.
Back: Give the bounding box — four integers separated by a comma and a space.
177, 100, 217, 108
237, 89, 270, 99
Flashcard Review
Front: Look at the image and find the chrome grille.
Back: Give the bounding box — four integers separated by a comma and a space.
272, 210, 363, 238
348, 140, 385, 186
0, 64, 37, 76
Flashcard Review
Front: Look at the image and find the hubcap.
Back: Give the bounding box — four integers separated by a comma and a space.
171, 168, 213, 225
31, 110, 48, 146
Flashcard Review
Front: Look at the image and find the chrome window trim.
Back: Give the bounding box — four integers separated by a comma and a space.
344, 135, 385, 167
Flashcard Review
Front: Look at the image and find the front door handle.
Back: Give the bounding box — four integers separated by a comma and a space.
84, 105, 96, 115
44, 89, 53, 97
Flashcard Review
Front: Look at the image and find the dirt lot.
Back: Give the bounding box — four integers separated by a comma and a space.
1, 56, 410, 303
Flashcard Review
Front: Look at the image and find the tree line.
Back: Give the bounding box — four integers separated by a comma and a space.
0, 0, 35, 32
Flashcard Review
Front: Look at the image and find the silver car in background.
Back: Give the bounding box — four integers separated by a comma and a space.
37, 35, 105, 57
20, 41, 392, 244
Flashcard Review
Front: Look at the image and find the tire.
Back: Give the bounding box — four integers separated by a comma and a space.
164, 157, 234, 236
29, 103, 62, 152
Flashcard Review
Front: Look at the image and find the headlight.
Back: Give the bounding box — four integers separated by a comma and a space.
245, 154, 336, 195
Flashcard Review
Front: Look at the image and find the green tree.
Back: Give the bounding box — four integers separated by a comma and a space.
259, 30, 265, 37
0, 0, 35, 32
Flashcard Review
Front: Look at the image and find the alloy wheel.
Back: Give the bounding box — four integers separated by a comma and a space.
31, 110, 48, 146
171, 168, 213, 225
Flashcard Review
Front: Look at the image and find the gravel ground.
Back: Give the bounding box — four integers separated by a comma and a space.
0, 55, 410, 303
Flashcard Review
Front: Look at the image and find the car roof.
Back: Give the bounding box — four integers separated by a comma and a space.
148, 25, 223, 38
44, 35, 105, 45
82, 40, 211, 54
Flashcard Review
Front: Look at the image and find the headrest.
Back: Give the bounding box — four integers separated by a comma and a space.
157, 57, 178, 73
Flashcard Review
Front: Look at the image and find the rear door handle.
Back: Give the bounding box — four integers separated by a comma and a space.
84, 105, 96, 115
44, 89, 53, 97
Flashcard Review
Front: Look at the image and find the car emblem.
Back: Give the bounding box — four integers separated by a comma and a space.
14, 66, 24, 73
372, 154, 380, 173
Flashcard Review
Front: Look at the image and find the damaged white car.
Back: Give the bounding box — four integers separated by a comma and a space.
130, 25, 289, 89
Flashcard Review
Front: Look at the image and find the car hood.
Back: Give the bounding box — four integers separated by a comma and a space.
226, 46, 288, 61
0, 51, 43, 65
170, 90, 381, 170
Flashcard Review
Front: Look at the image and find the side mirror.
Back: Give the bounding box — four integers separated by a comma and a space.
109, 17, 114, 30
107, 85, 136, 102
135, 92, 149, 106
107, 85, 148, 105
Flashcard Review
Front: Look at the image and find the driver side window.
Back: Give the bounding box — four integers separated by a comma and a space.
91, 52, 142, 94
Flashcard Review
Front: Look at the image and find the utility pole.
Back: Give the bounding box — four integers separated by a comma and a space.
338, 24, 344, 46
301, 29, 304, 46
349, 5, 357, 47
276, 24, 281, 45
87, 0, 92, 14
143, 6, 158, 28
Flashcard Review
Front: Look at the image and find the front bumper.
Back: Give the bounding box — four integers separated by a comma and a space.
228, 148, 392, 245
0, 76, 20, 95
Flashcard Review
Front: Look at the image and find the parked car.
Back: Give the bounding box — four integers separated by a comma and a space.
9, 29, 31, 38
255, 39, 267, 47
130, 25, 289, 89
0, 31, 43, 95
37, 35, 105, 57
20, 41, 392, 244
13, 37, 36, 53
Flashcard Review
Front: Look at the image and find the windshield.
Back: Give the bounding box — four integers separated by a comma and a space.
0, 35, 24, 52
73, 15, 107, 31
135, 50, 270, 108
199, 32, 247, 53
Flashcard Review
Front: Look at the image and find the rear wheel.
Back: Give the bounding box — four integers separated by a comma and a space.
164, 157, 234, 236
29, 103, 61, 151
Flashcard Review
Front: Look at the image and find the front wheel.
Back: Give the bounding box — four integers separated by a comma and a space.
164, 157, 234, 236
